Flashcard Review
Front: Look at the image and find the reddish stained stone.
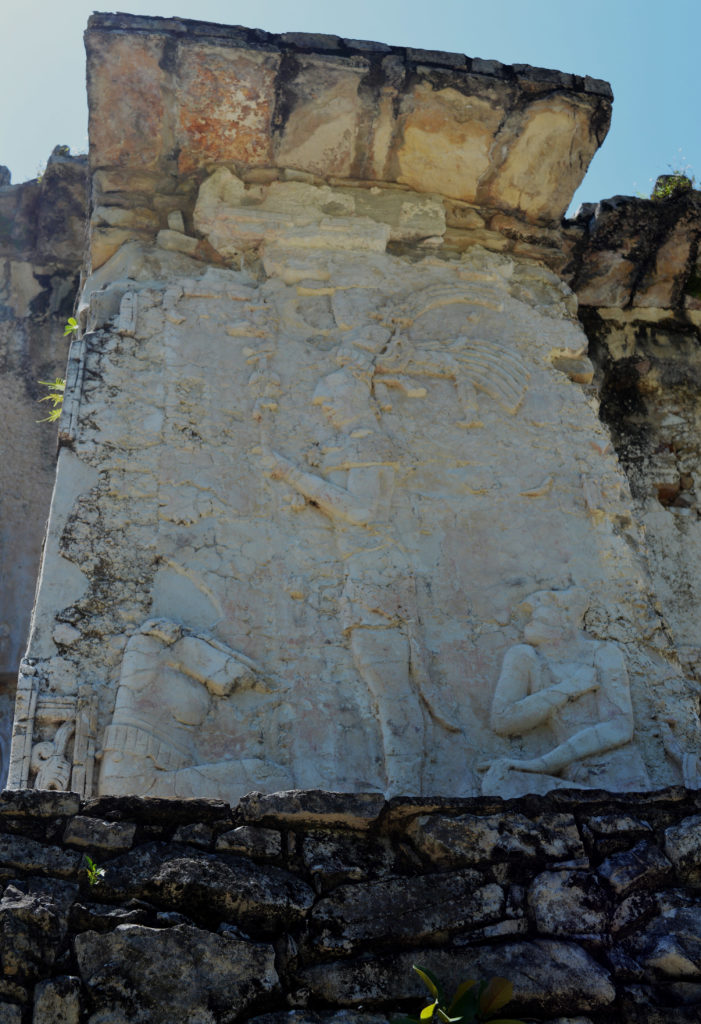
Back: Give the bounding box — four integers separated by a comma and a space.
176, 46, 278, 174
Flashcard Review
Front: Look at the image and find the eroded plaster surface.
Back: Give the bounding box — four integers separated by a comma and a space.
7, 17, 700, 801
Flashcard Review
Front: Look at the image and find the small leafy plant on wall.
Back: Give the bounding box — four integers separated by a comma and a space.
37, 317, 77, 423
650, 152, 696, 200
394, 965, 526, 1024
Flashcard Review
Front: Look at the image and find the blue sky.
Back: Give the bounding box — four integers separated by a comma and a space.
2, 0, 699, 215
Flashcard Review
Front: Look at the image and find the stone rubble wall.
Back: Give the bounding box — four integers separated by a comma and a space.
0, 150, 87, 784
0, 787, 699, 1024
563, 189, 701, 686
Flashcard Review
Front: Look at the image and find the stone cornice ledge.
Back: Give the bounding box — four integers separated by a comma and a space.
85, 12, 612, 228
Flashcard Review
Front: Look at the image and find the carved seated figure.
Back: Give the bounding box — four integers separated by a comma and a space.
98, 619, 293, 802
481, 588, 649, 797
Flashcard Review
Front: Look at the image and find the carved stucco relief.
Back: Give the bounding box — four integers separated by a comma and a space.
11, 174, 700, 799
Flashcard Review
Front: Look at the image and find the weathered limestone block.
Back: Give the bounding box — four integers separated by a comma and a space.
298, 941, 616, 1014
528, 869, 610, 938
62, 815, 136, 855
237, 792, 386, 830
0, 835, 81, 880
407, 811, 585, 867
580, 814, 653, 858
621, 899, 701, 980
173, 821, 215, 848
598, 841, 674, 897
0, 791, 80, 819
310, 871, 504, 952
193, 170, 445, 252
8, 13, 700, 809
0, 886, 66, 985
75, 923, 279, 1023
216, 825, 282, 859
32, 976, 81, 1024
86, 14, 610, 225
664, 816, 701, 885
301, 830, 396, 890
96, 843, 314, 934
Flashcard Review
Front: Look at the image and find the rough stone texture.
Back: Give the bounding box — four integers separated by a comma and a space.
32, 976, 81, 1024
598, 841, 674, 897
407, 811, 585, 867
298, 940, 616, 1014
565, 188, 701, 708
62, 815, 136, 854
0, 148, 86, 788
7, 16, 699, 812
309, 871, 504, 952
75, 924, 279, 1023
3, 18, 701, 1022
527, 869, 610, 939
0, 788, 697, 1022
85, 12, 610, 249
664, 815, 701, 885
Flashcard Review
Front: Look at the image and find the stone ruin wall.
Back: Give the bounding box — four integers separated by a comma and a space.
0, 787, 699, 1024
563, 190, 701, 688
1, 13, 701, 798
0, 13, 700, 1024
0, 150, 87, 785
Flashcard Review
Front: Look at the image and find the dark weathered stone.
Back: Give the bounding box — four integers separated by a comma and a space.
80, 794, 231, 826
581, 814, 653, 858
528, 870, 610, 939
236, 790, 385, 830
0, 782, 699, 1020
32, 975, 81, 1024
0, 791, 80, 819
216, 825, 282, 859
0, 834, 81, 879
301, 830, 395, 890
664, 816, 701, 885
298, 940, 615, 1014
143, 852, 315, 934
598, 841, 673, 896
611, 891, 658, 937
621, 900, 701, 980
63, 815, 136, 854
407, 811, 584, 868
172, 821, 214, 848
620, 982, 701, 1023
311, 871, 504, 952
68, 900, 150, 933
250, 1013, 389, 1024
0, 886, 65, 985
97, 842, 313, 933
75, 923, 278, 1023
0, 1001, 22, 1023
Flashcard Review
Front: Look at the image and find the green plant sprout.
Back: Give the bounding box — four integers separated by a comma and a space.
37, 377, 66, 423
38, 318, 77, 423
84, 855, 106, 887
395, 965, 525, 1024
651, 152, 696, 201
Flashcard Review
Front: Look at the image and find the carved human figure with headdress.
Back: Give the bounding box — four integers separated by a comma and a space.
481, 587, 649, 796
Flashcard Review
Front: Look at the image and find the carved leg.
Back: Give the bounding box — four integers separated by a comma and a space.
349, 627, 424, 796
